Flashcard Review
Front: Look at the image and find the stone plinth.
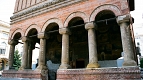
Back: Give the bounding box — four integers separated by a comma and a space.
57, 67, 140, 80
2, 69, 48, 80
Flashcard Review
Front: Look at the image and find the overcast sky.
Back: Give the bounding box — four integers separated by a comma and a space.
0, 0, 143, 24
0, 0, 16, 23
131, 0, 143, 24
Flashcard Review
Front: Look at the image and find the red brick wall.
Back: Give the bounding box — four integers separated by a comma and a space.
10, 0, 130, 39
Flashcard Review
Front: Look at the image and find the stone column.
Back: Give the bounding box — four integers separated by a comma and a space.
8, 39, 18, 69
117, 14, 137, 66
36, 32, 48, 70
59, 28, 71, 69
85, 22, 100, 68
19, 36, 29, 70
27, 42, 33, 69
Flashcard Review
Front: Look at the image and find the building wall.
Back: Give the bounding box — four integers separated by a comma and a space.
2, 0, 139, 79
10, 0, 130, 38
9, 0, 132, 68
10, 0, 129, 34
134, 23, 143, 56
0, 20, 10, 71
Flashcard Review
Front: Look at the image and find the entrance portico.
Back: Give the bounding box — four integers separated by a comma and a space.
2, 0, 140, 79
57, 14, 139, 79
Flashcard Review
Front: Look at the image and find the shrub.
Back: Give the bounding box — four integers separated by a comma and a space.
13, 50, 21, 70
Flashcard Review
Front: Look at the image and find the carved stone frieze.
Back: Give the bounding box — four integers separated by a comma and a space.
10, 0, 86, 24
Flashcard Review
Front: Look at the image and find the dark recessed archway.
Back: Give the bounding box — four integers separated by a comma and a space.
13, 32, 21, 40
45, 23, 62, 64
95, 10, 123, 61
45, 22, 61, 80
68, 17, 88, 69
26, 28, 39, 69
27, 28, 39, 43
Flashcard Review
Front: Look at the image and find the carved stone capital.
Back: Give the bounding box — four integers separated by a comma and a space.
116, 14, 130, 24
59, 28, 71, 35
38, 32, 49, 39
85, 22, 96, 30
22, 36, 31, 42
8, 39, 18, 45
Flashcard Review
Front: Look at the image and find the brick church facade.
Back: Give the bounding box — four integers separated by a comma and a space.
2, 0, 141, 80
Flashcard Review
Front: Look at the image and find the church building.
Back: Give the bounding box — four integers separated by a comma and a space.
2, 0, 140, 80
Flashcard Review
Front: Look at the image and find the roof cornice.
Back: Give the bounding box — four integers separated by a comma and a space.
10, 0, 85, 24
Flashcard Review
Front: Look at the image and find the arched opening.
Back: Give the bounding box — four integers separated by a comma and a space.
45, 23, 62, 80
46, 23, 62, 64
13, 32, 22, 55
68, 17, 88, 68
13, 32, 21, 40
12, 32, 22, 69
26, 28, 39, 69
95, 10, 123, 67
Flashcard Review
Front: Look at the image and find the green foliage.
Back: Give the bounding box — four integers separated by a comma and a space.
140, 58, 143, 68
13, 50, 21, 70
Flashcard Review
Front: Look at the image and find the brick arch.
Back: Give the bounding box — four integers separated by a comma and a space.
25, 24, 41, 36
64, 11, 89, 27
90, 4, 122, 22
42, 18, 63, 32
10, 28, 24, 39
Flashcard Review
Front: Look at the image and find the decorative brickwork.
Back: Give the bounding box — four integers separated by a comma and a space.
2, 70, 48, 80
9, 0, 127, 36
57, 67, 141, 80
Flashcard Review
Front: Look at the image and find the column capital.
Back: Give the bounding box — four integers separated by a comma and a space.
59, 28, 71, 35
85, 22, 96, 30
116, 14, 130, 24
8, 39, 18, 45
38, 32, 49, 39
22, 36, 31, 42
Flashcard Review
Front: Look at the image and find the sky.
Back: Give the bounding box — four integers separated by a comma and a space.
131, 0, 143, 24
0, 0, 143, 23
0, 0, 16, 23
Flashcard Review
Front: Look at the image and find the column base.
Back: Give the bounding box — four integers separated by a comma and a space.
86, 63, 100, 68
122, 60, 137, 66
35, 65, 48, 71
59, 64, 71, 69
